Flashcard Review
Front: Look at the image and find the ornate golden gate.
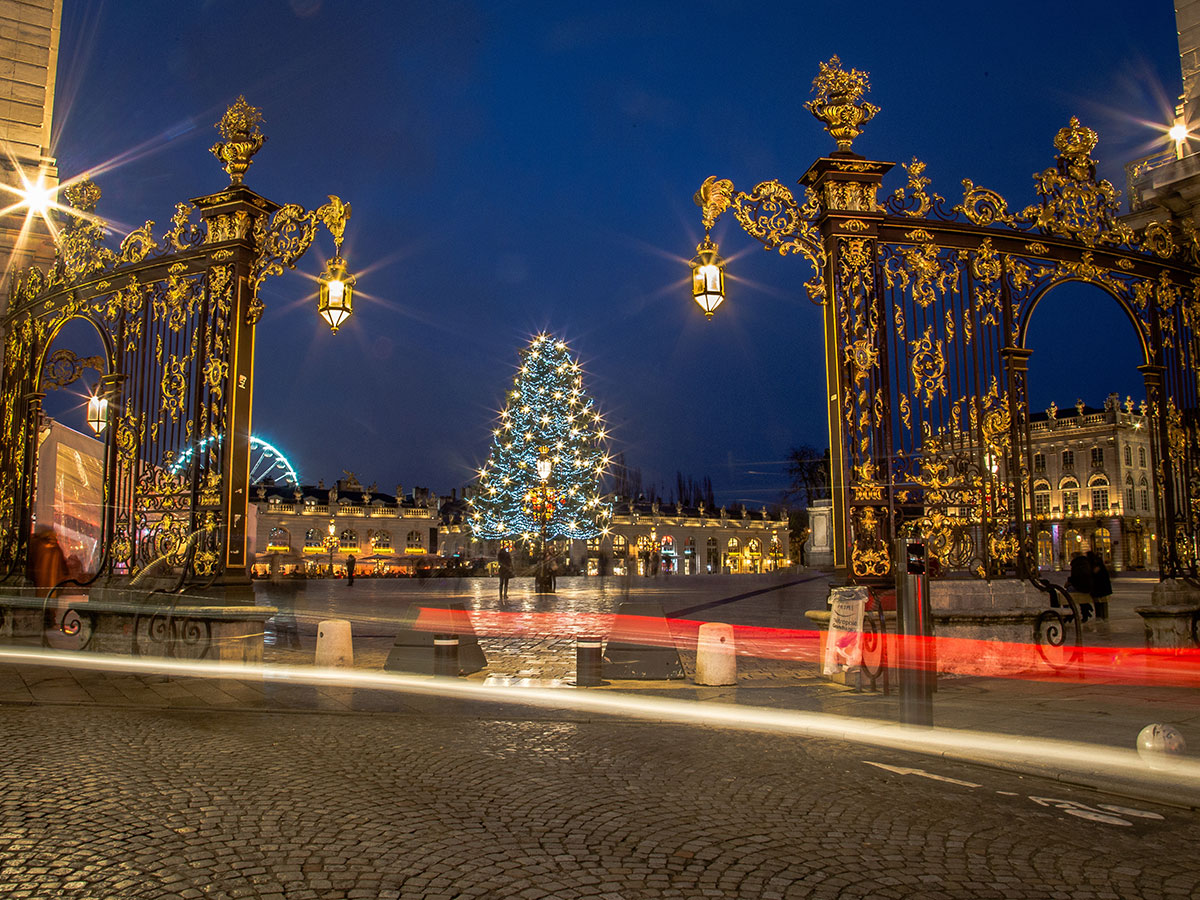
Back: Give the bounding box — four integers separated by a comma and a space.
0, 99, 353, 593
694, 58, 1200, 582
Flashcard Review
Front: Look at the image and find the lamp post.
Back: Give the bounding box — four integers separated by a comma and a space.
326, 518, 337, 578
535, 451, 554, 593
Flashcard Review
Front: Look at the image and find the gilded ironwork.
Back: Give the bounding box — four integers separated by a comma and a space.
805, 56, 879, 153
211, 96, 265, 185
692, 64, 1200, 583
0, 98, 353, 589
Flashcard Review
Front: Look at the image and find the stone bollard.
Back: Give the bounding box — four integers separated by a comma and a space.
575, 636, 604, 686
694, 622, 737, 686
315, 619, 353, 667
1137, 723, 1187, 770
433, 634, 460, 677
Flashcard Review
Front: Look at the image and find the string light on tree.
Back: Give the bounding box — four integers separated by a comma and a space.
469, 333, 612, 543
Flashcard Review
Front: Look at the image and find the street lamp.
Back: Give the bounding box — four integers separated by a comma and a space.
326, 517, 337, 578
318, 254, 355, 333
690, 236, 725, 318
535, 448, 554, 593
85, 390, 108, 435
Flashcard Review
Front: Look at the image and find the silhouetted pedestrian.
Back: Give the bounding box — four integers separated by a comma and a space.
1087, 550, 1112, 620
497, 547, 513, 599
346, 554, 356, 586
1065, 553, 1094, 622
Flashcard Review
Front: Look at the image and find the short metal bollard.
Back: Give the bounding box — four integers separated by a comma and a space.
433, 634, 460, 677
575, 636, 604, 686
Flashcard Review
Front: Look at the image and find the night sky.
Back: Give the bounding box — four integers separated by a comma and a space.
45, 0, 1180, 506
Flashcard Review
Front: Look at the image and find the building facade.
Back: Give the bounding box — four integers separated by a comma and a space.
249, 475, 442, 577
1025, 395, 1159, 573
439, 493, 791, 576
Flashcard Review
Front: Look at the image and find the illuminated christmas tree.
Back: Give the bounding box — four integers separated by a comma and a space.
469, 333, 612, 544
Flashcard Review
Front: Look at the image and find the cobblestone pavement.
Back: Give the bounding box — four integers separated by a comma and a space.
1, 701, 1197, 899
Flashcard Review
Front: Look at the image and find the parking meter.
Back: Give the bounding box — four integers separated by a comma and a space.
895, 537, 934, 726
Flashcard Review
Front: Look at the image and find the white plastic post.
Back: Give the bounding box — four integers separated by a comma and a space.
695, 622, 737, 685
315, 619, 353, 667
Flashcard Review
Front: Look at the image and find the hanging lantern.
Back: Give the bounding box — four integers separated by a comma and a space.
86, 391, 108, 435
317, 255, 355, 333
536, 453, 552, 482
690, 236, 725, 318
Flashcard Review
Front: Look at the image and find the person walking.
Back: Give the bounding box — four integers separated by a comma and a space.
1065, 552, 1094, 622
346, 554, 356, 586
1087, 550, 1112, 621
497, 546, 513, 600
30, 527, 68, 599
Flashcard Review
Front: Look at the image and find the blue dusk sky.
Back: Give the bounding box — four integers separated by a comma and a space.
46, 1, 1181, 505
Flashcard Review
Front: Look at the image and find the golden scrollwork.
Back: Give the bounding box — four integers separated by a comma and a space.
910, 325, 947, 406
805, 55, 879, 153
846, 337, 879, 383
210, 96, 265, 185
904, 228, 934, 243
956, 180, 1020, 227
317, 195, 352, 253
1142, 222, 1176, 259
248, 195, 353, 324
694, 176, 735, 231
165, 202, 202, 250
118, 222, 158, 264
972, 238, 1002, 284
885, 243, 957, 309
1157, 271, 1179, 310
1022, 118, 1134, 248
841, 219, 869, 232
893, 158, 943, 218
160, 354, 189, 422
55, 179, 116, 281
1115, 257, 1135, 270
1024, 242, 1050, 255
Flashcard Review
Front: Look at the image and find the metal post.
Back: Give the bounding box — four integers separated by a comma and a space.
433, 634, 459, 677
894, 537, 933, 726
575, 636, 604, 686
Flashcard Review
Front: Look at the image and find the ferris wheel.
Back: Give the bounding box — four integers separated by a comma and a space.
170, 435, 300, 487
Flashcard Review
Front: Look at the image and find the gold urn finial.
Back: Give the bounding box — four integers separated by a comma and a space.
805, 55, 880, 153
210, 96, 265, 185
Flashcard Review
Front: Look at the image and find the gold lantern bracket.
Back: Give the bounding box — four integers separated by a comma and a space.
248, 194, 353, 326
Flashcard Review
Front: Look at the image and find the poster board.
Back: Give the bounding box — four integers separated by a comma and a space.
823, 590, 866, 676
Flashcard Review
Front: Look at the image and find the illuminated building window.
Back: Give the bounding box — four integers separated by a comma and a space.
1062, 450, 1074, 470
305, 528, 322, 549
727, 537, 740, 552
1060, 477, 1079, 516
1090, 447, 1103, 467
1139, 446, 1147, 467
1037, 530, 1053, 566
339, 529, 358, 551
1124, 445, 1132, 467
1139, 477, 1150, 511
1033, 480, 1050, 517
406, 530, 423, 551
1033, 453, 1045, 473
612, 534, 628, 556
1091, 487, 1108, 512
374, 531, 392, 551
1125, 478, 1135, 511
267, 526, 290, 551
587, 536, 602, 551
